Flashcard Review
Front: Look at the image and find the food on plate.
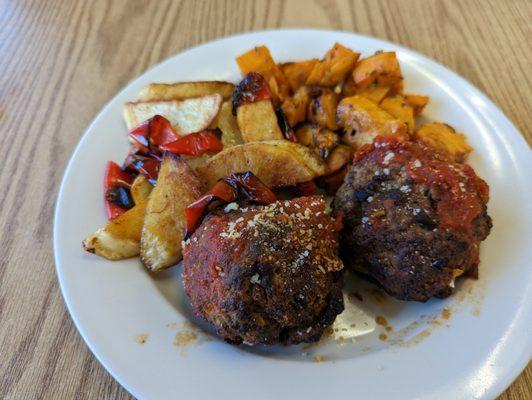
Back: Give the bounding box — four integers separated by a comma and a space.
196, 140, 326, 188
182, 193, 344, 345
352, 51, 403, 93
305, 43, 359, 87
307, 90, 339, 131
405, 94, 429, 116
82, 177, 152, 260
215, 101, 243, 147
140, 153, 203, 271
380, 95, 415, 133
338, 95, 406, 149
333, 136, 492, 301
123, 94, 222, 133
280, 59, 318, 92
232, 72, 284, 142
414, 122, 472, 162
138, 81, 234, 102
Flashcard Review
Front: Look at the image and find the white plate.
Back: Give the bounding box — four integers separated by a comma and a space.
54, 29, 532, 400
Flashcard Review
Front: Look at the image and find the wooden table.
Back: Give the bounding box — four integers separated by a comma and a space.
1, 0, 530, 398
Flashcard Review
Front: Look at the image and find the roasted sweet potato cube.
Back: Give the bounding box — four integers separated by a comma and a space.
236, 46, 289, 102
353, 52, 402, 91
380, 95, 415, 133
281, 59, 318, 92
307, 91, 339, 130
306, 43, 360, 87
337, 96, 406, 149
405, 94, 429, 116
356, 85, 391, 104
414, 122, 472, 162
281, 86, 312, 127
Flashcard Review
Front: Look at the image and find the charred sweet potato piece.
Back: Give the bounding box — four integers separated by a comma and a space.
352, 52, 403, 93
306, 43, 360, 87
307, 91, 339, 131
281, 59, 319, 92
281, 86, 312, 127
414, 122, 472, 162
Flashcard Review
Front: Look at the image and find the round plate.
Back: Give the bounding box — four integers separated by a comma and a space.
54, 29, 532, 400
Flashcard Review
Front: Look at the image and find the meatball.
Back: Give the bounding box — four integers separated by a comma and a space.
334, 137, 492, 302
182, 196, 344, 345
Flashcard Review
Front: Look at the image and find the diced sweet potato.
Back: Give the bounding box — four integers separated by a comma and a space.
306, 43, 360, 87
352, 52, 402, 92
405, 94, 429, 116
307, 91, 339, 130
414, 122, 472, 162
337, 96, 406, 149
236, 46, 289, 102
325, 144, 352, 174
380, 95, 415, 133
281, 86, 311, 127
281, 59, 318, 92
356, 85, 391, 104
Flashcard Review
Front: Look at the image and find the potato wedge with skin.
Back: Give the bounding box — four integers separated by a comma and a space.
306, 43, 360, 87
281, 59, 318, 92
337, 96, 406, 149
380, 95, 415, 133
140, 153, 203, 272
405, 94, 429, 116
138, 81, 234, 102
236, 99, 284, 142
196, 140, 326, 188
123, 94, 222, 134
130, 175, 153, 204
215, 101, 243, 147
82, 197, 149, 260
414, 122, 472, 162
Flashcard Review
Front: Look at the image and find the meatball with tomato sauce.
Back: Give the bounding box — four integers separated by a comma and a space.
333, 136, 492, 302
182, 196, 344, 345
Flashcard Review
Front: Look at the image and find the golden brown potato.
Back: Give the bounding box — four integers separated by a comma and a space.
414, 122, 472, 162
280, 59, 319, 92
215, 101, 243, 148
307, 91, 339, 131
123, 94, 222, 134
352, 52, 403, 92
140, 154, 203, 271
380, 95, 415, 133
196, 140, 326, 188
138, 81, 234, 101
337, 96, 406, 149
306, 43, 360, 87
82, 197, 149, 260
130, 175, 153, 204
405, 94, 429, 116
236, 99, 284, 142
236, 46, 290, 102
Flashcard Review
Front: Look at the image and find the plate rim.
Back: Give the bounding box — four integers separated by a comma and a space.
53, 28, 532, 400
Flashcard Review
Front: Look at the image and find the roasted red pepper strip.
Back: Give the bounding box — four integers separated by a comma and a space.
104, 161, 135, 220
129, 115, 179, 153
185, 171, 276, 235
160, 129, 223, 156
123, 151, 161, 183
232, 72, 273, 113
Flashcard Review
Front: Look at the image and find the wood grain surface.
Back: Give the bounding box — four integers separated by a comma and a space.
0, 0, 530, 399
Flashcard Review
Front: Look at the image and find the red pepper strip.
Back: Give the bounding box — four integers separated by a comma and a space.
129, 115, 179, 153
104, 161, 135, 220
296, 180, 318, 196
185, 171, 277, 236
160, 129, 223, 156
123, 152, 161, 183
232, 72, 273, 113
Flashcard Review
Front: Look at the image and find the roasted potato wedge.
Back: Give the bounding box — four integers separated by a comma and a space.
281, 59, 318, 92
140, 153, 203, 272
196, 140, 326, 188
214, 101, 243, 147
138, 81, 234, 102
405, 94, 429, 116
337, 96, 406, 149
236, 99, 284, 142
352, 52, 402, 93
130, 175, 153, 204
414, 122, 472, 162
236, 46, 290, 102
82, 197, 149, 260
306, 43, 359, 87
380, 95, 415, 133
123, 94, 222, 134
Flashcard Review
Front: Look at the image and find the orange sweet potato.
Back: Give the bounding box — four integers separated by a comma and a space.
405, 94, 429, 116
307, 91, 339, 131
236, 46, 290, 102
414, 122, 472, 162
380, 95, 415, 133
352, 52, 403, 92
356, 85, 391, 104
281, 59, 319, 92
306, 43, 360, 87
281, 86, 311, 127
